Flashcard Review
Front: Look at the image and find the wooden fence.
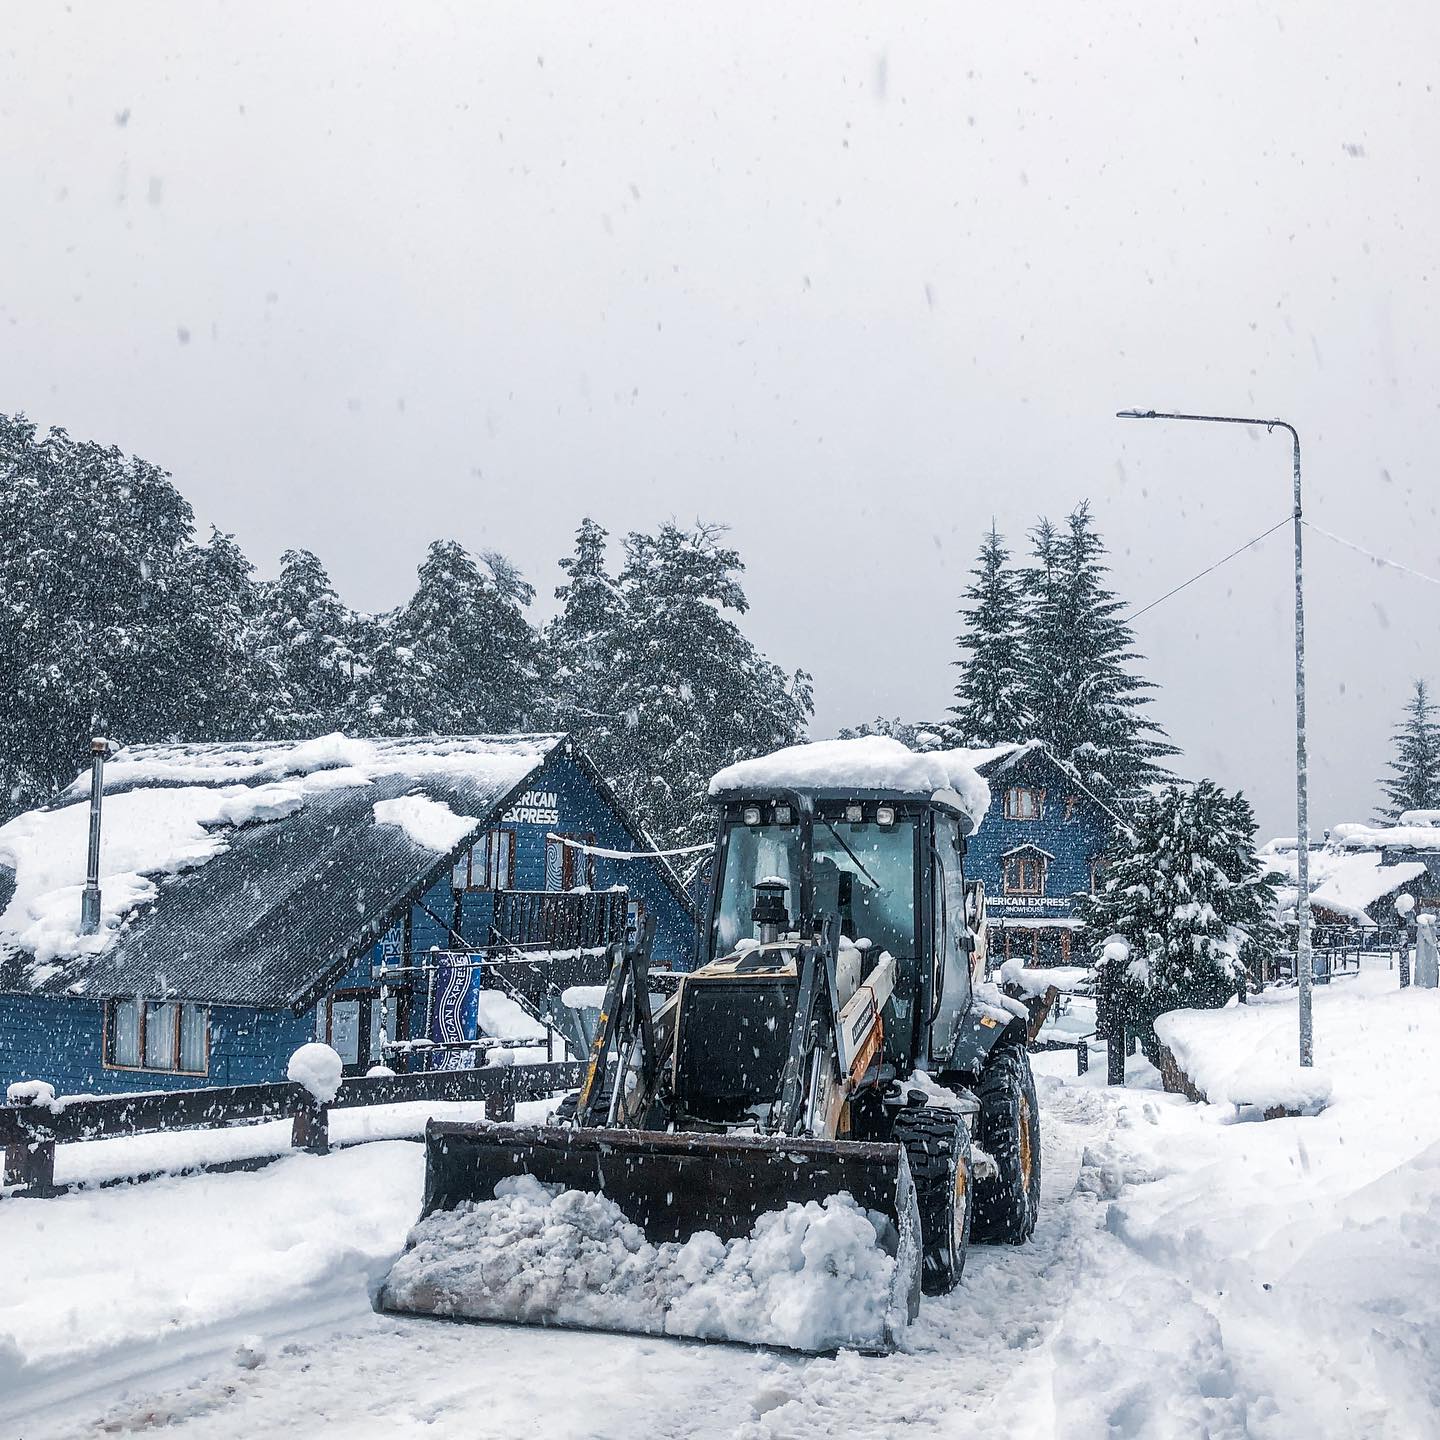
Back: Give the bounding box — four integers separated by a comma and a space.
1, 1060, 586, 1198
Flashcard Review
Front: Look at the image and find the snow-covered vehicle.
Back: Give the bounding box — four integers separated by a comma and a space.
378, 737, 1041, 1351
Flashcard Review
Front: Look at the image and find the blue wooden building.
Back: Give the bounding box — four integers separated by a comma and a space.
948, 742, 1118, 966
0, 734, 696, 1096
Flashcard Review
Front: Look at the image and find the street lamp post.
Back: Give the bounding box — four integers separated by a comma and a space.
1116, 409, 1313, 1068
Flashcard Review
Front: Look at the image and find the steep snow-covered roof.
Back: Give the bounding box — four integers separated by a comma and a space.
0, 733, 563, 1004
1309, 853, 1426, 926
709, 737, 991, 832
1258, 827, 1431, 923
941, 740, 1038, 774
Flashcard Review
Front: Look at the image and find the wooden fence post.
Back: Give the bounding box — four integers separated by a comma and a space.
485, 1075, 515, 1123
291, 1093, 330, 1155
4, 1098, 56, 1192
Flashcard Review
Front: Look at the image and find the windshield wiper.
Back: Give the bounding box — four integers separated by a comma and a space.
818, 816, 888, 894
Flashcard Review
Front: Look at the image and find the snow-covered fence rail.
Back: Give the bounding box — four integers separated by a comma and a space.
1, 1060, 586, 1197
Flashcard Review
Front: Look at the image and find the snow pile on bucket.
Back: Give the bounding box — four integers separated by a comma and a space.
380, 1174, 908, 1352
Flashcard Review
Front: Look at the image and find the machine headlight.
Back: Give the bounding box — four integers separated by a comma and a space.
844, 803, 864, 824
742, 805, 763, 827
875, 804, 897, 828
774, 804, 794, 825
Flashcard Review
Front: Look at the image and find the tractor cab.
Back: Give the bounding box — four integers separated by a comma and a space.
703, 780, 986, 1073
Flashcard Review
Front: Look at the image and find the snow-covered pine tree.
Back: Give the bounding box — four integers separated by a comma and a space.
1377, 679, 1440, 820
600, 522, 812, 846
363, 540, 546, 737
0, 414, 244, 818
1020, 503, 1175, 800
1078, 795, 1169, 1041
251, 549, 359, 738
547, 518, 625, 744
1209, 785, 1285, 986
173, 527, 265, 740
1081, 780, 1252, 1054
948, 524, 1027, 745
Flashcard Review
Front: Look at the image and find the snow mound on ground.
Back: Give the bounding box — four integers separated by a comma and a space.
380, 1174, 906, 1352
371, 795, 480, 852
1155, 1006, 1333, 1114
287, 1043, 343, 1104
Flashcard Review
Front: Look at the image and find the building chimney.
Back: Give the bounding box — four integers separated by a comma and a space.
79, 737, 111, 936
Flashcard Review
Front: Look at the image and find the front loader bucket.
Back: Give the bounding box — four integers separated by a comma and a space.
378, 1121, 922, 1353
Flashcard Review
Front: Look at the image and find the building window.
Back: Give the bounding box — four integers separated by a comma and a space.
1003, 787, 1044, 821
325, 988, 388, 1073
106, 998, 209, 1075
1064, 793, 1080, 822
452, 828, 515, 890
1004, 854, 1047, 895
545, 834, 595, 891
1090, 855, 1109, 894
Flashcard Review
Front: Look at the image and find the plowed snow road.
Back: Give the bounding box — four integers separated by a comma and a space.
7, 975, 1440, 1439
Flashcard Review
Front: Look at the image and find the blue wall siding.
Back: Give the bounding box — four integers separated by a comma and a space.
0, 993, 312, 1095
966, 753, 1112, 929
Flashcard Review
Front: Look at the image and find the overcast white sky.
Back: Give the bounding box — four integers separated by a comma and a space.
3, 2, 1438, 837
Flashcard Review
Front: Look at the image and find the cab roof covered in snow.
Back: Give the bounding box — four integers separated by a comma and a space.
708, 736, 1007, 834
0, 734, 574, 1009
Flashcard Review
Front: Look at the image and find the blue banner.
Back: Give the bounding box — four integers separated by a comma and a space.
429, 952, 483, 1071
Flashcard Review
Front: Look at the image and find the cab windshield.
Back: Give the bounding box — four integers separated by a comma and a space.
712, 817, 917, 960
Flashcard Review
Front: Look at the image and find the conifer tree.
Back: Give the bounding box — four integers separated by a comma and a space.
363, 540, 545, 736
599, 522, 812, 845
1377, 679, 1440, 821
1081, 779, 1263, 1054
949, 524, 1027, 745
547, 518, 624, 741
174, 527, 265, 739
0, 414, 245, 817
1020, 503, 1175, 800
252, 549, 359, 738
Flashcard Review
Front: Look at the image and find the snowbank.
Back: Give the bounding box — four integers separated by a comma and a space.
380, 1174, 911, 1352
708, 737, 991, 833
1154, 1005, 1333, 1114
372, 795, 479, 852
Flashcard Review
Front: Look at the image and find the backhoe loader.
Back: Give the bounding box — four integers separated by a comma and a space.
378, 738, 1042, 1351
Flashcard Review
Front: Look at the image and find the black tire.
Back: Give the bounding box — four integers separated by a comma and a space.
892, 1105, 973, 1295
970, 1042, 1041, 1245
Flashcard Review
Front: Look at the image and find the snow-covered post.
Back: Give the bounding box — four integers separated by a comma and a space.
287, 1044, 343, 1155
1395, 894, 1415, 987
4, 1080, 58, 1190
1416, 916, 1439, 990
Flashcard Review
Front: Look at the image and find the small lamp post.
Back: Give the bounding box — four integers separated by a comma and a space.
1116, 409, 1314, 1067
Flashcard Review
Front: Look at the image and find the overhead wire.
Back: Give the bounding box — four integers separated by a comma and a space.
1125, 515, 1292, 623
1302, 520, 1440, 590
